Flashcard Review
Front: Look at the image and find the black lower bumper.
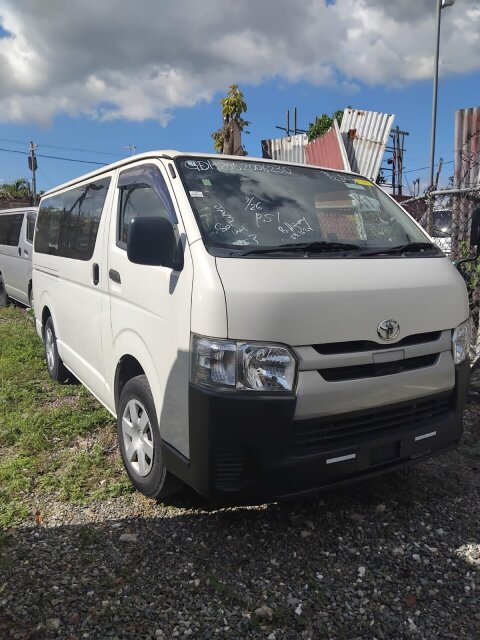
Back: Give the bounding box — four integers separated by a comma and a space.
162, 361, 470, 503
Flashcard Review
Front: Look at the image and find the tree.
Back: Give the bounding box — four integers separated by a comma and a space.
211, 84, 250, 156
307, 109, 344, 143
0, 177, 31, 201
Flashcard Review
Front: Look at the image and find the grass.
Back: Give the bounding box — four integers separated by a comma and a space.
0, 305, 133, 529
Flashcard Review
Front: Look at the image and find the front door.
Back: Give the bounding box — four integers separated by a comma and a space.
106, 160, 193, 456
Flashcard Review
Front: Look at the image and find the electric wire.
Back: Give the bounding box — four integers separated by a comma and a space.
0, 146, 106, 166
0, 136, 123, 157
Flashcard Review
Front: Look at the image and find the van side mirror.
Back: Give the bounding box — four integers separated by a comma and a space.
127, 217, 181, 269
470, 206, 480, 257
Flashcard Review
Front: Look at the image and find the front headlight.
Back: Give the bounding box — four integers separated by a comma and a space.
452, 318, 471, 365
191, 334, 297, 392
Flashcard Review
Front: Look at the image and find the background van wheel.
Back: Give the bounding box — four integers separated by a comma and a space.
44, 317, 69, 383
28, 286, 33, 309
0, 280, 7, 307
117, 375, 183, 499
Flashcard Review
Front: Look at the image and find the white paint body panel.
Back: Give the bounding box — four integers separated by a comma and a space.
215, 256, 468, 345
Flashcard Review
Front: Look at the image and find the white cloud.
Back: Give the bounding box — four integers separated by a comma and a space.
0, 0, 477, 124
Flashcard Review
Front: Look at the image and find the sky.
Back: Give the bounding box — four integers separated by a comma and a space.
0, 0, 478, 195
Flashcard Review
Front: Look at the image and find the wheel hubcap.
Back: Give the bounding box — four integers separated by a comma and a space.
45, 328, 55, 371
121, 399, 154, 477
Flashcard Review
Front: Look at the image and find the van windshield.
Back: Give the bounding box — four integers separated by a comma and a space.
176, 157, 434, 257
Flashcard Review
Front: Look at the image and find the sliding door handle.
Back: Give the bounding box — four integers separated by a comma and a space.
109, 269, 121, 284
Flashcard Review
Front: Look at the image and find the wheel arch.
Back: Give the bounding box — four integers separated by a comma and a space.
114, 355, 146, 412
41, 305, 52, 337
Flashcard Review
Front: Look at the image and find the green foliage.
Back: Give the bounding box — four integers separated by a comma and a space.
0, 307, 132, 528
457, 241, 480, 293
307, 109, 344, 143
212, 84, 250, 154
0, 178, 31, 201
220, 83, 248, 121
376, 170, 387, 185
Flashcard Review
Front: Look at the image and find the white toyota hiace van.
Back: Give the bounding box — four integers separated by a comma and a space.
0, 207, 37, 307
32, 153, 472, 502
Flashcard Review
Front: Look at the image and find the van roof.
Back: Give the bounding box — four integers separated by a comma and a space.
41, 151, 363, 198
0, 206, 38, 214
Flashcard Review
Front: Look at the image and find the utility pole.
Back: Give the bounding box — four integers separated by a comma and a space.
428, 0, 454, 232
28, 141, 37, 204
383, 126, 409, 195
275, 108, 306, 136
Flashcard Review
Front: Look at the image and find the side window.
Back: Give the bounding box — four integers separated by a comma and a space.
26, 212, 36, 244
35, 197, 63, 255
117, 164, 176, 249
35, 177, 111, 260
0, 214, 24, 246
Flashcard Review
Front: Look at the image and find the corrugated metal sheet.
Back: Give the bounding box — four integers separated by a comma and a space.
454, 107, 480, 188
261, 133, 307, 164
304, 119, 351, 171
340, 108, 394, 181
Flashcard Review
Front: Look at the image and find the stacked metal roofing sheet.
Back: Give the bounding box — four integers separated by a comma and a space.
261, 133, 307, 164
340, 108, 395, 181
454, 107, 480, 189
304, 119, 351, 171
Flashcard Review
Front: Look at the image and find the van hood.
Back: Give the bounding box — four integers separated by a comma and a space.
215, 256, 468, 347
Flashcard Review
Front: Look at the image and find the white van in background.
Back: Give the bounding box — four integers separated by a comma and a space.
432, 209, 452, 256
0, 207, 37, 307
32, 153, 473, 503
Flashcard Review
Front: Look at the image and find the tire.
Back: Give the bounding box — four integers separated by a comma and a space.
44, 317, 69, 383
0, 280, 7, 308
28, 285, 33, 309
117, 375, 183, 499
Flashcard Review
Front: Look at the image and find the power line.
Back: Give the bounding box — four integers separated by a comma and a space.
0, 146, 106, 166
0, 136, 122, 158
37, 167, 55, 188
403, 159, 454, 175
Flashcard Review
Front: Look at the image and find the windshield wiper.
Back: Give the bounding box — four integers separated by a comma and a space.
235, 241, 361, 257
355, 242, 437, 257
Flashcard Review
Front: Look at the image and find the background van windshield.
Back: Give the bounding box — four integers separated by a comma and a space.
177, 157, 428, 254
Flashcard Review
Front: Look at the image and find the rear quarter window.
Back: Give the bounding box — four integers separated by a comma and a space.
0, 213, 24, 247
35, 178, 111, 259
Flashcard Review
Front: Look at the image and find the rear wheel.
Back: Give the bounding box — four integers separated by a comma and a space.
0, 280, 7, 307
117, 375, 183, 499
44, 317, 69, 383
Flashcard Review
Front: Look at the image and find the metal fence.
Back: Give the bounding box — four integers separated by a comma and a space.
401, 186, 480, 363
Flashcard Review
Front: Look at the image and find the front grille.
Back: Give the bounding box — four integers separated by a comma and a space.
289, 393, 452, 457
319, 354, 438, 382
313, 331, 442, 355
214, 449, 245, 489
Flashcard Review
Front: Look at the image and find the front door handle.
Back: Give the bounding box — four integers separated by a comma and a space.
109, 269, 121, 284
18, 247, 21, 256
92, 263, 99, 285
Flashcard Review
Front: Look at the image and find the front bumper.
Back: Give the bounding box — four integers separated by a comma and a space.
162, 360, 470, 503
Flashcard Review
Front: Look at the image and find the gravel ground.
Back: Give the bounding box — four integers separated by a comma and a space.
1, 402, 479, 640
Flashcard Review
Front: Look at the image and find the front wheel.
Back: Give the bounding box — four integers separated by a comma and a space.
44, 317, 69, 383
117, 375, 183, 499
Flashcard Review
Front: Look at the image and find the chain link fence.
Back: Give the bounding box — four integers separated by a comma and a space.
401, 187, 480, 364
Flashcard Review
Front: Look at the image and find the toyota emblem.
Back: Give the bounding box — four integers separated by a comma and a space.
377, 319, 400, 341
